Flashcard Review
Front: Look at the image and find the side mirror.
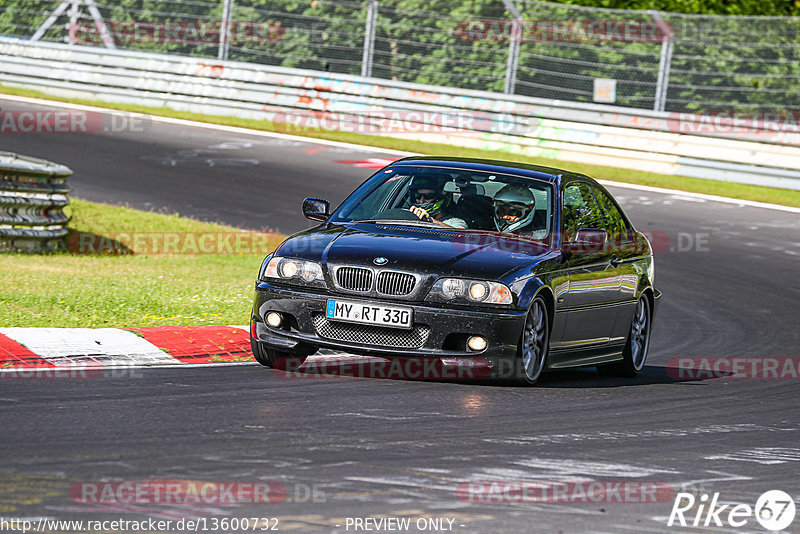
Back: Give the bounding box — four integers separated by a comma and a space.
302, 197, 330, 222
562, 228, 607, 254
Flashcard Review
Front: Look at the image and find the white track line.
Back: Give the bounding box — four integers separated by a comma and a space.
2, 93, 797, 213
597, 180, 800, 214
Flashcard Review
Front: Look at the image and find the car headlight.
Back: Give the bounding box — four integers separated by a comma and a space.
262, 256, 325, 287
469, 281, 489, 301
427, 278, 513, 305
442, 279, 465, 300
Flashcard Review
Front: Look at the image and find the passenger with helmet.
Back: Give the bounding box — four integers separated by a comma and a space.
492, 183, 541, 236
407, 176, 468, 229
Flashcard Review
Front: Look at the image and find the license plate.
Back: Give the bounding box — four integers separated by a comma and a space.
326, 299, 413, 329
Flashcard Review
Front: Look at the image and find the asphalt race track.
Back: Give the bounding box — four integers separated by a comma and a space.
2, 97, 799, 533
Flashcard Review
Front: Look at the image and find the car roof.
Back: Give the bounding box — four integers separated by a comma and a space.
389, 156, 594, 186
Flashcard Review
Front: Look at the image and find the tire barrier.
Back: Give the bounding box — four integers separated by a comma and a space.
0, 151, 71, 252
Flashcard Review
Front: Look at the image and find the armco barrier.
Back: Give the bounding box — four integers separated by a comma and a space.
0, 151, 71, 252
1, 39, 799, 190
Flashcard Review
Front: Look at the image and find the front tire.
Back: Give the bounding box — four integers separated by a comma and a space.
598, 295, 651, 377
516, 297, 550, 386
250, 336, 305, 369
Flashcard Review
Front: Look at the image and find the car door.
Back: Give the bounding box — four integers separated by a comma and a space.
592, 184, 642, 345
554, 181, 623, 355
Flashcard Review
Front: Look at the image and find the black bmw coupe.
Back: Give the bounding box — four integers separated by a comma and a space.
250, 157, 660, 385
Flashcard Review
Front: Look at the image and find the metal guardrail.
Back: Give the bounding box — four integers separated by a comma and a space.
0, 151, 72, 252
4, 0, 798, 112
1, 39, 799, 190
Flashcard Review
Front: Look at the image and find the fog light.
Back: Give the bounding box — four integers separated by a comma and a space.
467, 336, 487, 351
266, 312, 283, 328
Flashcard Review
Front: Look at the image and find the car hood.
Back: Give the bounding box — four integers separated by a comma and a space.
277, 223, 556, 281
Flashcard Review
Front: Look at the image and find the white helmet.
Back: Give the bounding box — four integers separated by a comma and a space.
493, 184, 536, 232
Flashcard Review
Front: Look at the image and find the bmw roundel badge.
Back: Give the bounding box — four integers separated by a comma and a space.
373, 257, 388, 266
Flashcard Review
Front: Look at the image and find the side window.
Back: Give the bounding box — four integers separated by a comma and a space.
592, 186, 630, 241
562, 183, 606, 240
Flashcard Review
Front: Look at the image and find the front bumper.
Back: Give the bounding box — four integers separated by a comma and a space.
251, 281, 526, 366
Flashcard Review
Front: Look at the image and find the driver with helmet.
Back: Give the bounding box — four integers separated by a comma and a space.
408, 176, 468, 229
492, 184, 539, 234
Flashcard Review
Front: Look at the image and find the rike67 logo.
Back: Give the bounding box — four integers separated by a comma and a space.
668, 490, 795, 531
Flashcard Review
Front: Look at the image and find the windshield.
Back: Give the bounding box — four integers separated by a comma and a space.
331, 165, 554, 241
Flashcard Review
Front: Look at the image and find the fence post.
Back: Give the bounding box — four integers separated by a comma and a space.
501, 0, 522, 95
361, 0, 378, 77
32, 0, 115, 49
218, 0, 234, 61
651, 10, 674, 112
67, 0, 80, 43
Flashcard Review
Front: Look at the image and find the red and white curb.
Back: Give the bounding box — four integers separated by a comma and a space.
0, 326, 353, 375
0, 326, 255, 372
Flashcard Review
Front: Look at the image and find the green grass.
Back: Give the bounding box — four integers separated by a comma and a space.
0, 199, 283, 328
3, 84, 799, 208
